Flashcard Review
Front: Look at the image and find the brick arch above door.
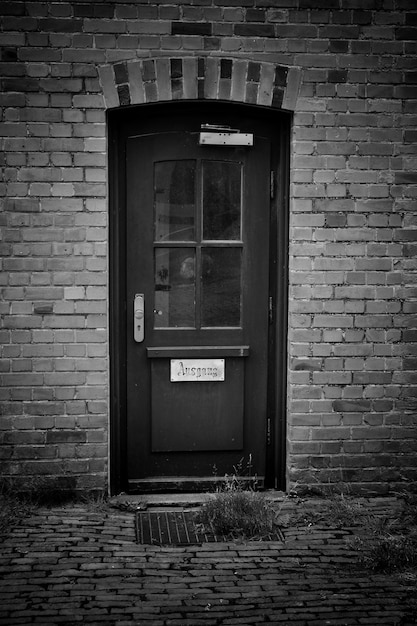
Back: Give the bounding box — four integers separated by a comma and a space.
99, 57, 302, 112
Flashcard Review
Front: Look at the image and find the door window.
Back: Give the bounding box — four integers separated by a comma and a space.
201, 247, 241, 327
153, 159, 243, 329
154, 160, 196, 241
154, 248, 196, 328
202, 160, 241, 240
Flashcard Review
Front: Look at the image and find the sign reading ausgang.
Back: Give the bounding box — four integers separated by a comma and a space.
170, 359, 225, 382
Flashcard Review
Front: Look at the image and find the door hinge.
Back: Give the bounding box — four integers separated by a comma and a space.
269, 296, 273, 324
270, 170, 275, 200
267, 417, 272, 446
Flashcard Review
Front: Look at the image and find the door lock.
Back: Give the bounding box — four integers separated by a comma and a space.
134, 294, 145, 343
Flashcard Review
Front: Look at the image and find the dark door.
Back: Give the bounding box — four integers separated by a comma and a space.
121, 108, 280, 492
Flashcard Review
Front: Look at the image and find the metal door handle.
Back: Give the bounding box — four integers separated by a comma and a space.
134, 294, 145, 342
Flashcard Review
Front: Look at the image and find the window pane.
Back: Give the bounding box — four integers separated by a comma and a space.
155, 161, 196, 241
201, 248, 242, 327
154, 248, 195, 328
202, 161, 242, 240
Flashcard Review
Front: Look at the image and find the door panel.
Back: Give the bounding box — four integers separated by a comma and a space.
125, 123, 271, 489
151, 357, 244, 452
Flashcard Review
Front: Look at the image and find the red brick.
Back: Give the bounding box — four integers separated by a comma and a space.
0, 1, 415, 496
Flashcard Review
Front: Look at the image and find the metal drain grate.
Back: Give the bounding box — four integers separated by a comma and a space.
135, 510, 284, 546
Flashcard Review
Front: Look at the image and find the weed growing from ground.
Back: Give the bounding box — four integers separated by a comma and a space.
323, 493, 368, 527
0, 493, 34, 535
352, 494, 417, 574
196, 489, 278, 539
81, 491, 109, 514
289, 492, 368, 528
357, 533, 417, 573
287, 484, 417, 575
0, 480, 36, 535
196, 456, 280, 539
0, 474, 80, 536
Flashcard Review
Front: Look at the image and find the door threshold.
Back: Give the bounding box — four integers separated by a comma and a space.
111, 492, 211, 509
127, 476, 264, 494
110, 489, 286, 510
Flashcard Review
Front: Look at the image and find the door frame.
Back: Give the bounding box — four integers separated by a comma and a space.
108, 100, 290, 495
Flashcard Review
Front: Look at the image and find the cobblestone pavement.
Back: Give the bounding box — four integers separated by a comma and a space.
0, 497, 416, 625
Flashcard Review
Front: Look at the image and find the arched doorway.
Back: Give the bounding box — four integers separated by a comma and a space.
105, 57, 300, 494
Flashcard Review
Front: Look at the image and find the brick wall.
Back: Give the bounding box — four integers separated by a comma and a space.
0, 0, 416, 495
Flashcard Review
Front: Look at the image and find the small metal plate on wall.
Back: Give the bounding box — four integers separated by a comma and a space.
199, 132, 253, 146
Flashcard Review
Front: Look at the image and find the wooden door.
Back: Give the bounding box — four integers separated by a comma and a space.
123, 111, 276, 492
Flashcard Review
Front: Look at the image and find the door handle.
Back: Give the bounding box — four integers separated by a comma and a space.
134, 294, 145, 343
